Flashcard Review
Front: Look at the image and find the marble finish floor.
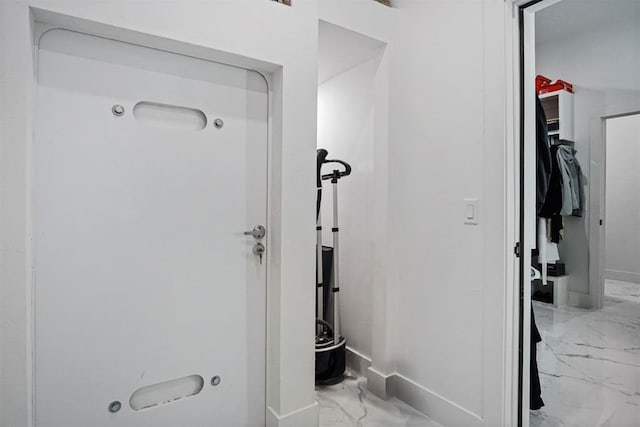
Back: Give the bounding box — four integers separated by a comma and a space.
531, 280, 640, 427
316, 373, 442, 427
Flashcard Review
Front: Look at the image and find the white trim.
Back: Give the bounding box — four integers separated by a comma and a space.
505, 3, 541, 427
504, 2, 522, 426
514, 0, 564, 14
605, 270, 640, 284
364, 368, 491, 426
345, 346, 372, 378
584, 93, 640, 312
364, 368, 487, 427
602, 108, 640, 293
520, 8, 538, 427
593, 116, 608, 310
506, 1, 583, 426
568, 291, 591, 308
389, 373, 483, 427
266, 402, 319, 427
365, 367, 392, 400
594, 110, 640, 309
585, 113, 606, 310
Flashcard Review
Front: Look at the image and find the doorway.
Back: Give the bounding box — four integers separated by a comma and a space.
34, 29, 268, 426
528, 112, 640, 427
517, 1, 640, 426
604, 114, 640, 286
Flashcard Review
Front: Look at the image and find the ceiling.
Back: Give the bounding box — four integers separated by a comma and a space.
317, 21, 385, 85
536, 0, 640, 45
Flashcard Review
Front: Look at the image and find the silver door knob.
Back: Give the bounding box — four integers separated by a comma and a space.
244, 225, 266, 240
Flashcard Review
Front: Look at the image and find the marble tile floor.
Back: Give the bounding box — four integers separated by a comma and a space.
316, 373, 442, 427
531, 280, 640, 427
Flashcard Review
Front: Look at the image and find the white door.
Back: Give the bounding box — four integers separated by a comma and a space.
34, 29, 268, 427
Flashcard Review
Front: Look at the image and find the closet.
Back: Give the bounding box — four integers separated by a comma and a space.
533, 80, 579, 308
316, 20, 386, 369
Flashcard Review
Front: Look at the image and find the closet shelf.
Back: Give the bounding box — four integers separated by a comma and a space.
540, 89, 574, 141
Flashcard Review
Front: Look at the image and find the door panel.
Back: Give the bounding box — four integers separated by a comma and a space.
34, 29, 267, 427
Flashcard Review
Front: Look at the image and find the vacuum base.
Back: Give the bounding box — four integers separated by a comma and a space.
315, 337, 346, 385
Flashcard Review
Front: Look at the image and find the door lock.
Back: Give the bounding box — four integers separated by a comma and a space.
244, 225, 266, 240
253, 242, 265, 264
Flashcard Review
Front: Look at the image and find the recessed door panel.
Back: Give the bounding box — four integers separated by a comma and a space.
34, 29, 267, 427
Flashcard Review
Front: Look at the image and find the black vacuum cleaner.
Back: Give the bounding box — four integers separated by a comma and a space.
315, 148, 351, 385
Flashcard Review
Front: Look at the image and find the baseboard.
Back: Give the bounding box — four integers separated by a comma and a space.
389, 373, 483, 427
345, 346, 372, 377
364, 367, 485, 426
266, 402, 319, 427
352, 353, 486, 426
568, 290, 592, 308
605, 269, 640, 284
366, 366, 393, 399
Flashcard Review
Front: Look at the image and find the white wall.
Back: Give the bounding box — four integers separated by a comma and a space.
1, 1, 402, 426
383, 1, 509, 425
0, 2, 320, 426
317, 57, 378, 358
1, 1, 527, 426
536, 2, 640, 306
316, 4, 515, 425
605, 114, 640, 284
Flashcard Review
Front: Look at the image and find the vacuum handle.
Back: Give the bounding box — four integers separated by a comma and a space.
321, 159, 351, 181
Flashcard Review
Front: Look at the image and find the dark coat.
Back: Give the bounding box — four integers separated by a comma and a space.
536, 96, 553, 216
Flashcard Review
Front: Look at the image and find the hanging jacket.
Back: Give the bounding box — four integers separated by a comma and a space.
539, 145, 563, 218
539, 144, 564, 243
556, 144, 584, 217
536, 96, 553, 215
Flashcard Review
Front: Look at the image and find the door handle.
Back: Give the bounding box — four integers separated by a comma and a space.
244, 225, 266, 240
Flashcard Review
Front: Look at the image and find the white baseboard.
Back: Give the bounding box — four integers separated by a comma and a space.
350, 350, 484, 427
345, 346, 372, 377
605, 269, 640, 284
568, 290, 592, 308
366, 366, 393, 400
266, 402, 319, 427
389, 373, 483, 427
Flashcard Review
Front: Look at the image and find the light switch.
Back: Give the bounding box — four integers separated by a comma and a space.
465, 204, 475, 220
464, 198, 479, 225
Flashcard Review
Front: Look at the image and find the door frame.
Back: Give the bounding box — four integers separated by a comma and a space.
508, 3, 640, 425
506, 1, 563, 426
598, 111, 640, 298
13, 8, 290, 426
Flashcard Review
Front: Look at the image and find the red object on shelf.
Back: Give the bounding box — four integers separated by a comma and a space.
536, 75, 551, 93
536, 74, 574, 94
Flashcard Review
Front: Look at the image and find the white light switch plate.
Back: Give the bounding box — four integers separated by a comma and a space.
464, 198, 479, 225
